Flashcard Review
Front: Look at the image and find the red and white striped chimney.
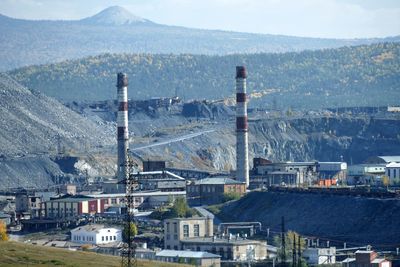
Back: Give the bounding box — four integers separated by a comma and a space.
117, 73, 129, 182
236, 66, 249, 187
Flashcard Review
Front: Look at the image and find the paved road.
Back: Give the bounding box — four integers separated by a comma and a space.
131, 129, 215, 151
194, 206, 222, 225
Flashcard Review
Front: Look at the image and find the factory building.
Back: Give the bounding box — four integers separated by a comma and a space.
186, 177, 246, 205
16, 190, 57, 219
318, 162, 347, 181
44, 195, 99, 218
303, 247, 336, 265
134, 171, 186, 192
163, 217, 267, 262
164, 217, 213, 250
155, 250, 221, 267
250, 158, 348, 188
386, 162, 400, 185
44, 191, 186, 219
250, 159, 318, 188
342, 250, 391, 267
347, 164, 386, 185
142, 159, 225, 180
180, 237, 267, 262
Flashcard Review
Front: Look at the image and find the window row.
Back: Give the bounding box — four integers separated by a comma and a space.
101, 235, 117, 242
73, 235, 94, 242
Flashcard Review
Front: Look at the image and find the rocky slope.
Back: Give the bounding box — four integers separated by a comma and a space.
69, 100, 400, 171
218, 191, 400, 246
0, 73, 115, 188
0, 73, 114, 156
1, 76, 399, 188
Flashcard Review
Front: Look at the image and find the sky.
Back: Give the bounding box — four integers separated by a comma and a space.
1, 0, 399, 38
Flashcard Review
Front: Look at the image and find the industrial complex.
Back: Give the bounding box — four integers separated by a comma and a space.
1, 67, 399, 267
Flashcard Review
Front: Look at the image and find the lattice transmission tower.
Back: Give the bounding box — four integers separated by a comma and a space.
121, 151, 139, 267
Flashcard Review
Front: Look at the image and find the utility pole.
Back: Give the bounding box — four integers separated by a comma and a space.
297, 235, 301, 267
121, 151, 138, 267
281, 216, 286, 266
293, 237, 296, 267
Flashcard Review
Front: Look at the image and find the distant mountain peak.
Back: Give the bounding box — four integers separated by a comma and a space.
81, 6, 152, 25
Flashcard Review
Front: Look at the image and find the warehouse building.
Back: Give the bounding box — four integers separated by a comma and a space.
186, 177, 246, 205
155, 250, 221, 267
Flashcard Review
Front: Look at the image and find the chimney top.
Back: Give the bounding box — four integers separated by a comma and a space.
236, 66, 247, 79
117, 72, 128, 87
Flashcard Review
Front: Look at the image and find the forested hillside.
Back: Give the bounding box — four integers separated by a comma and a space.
9, 42, 400, 109
1, 6, 399, 71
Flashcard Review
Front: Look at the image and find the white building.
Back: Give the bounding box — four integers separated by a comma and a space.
386, 162, 400, 185
71, 224, 122, 245
303, 247, 336, 265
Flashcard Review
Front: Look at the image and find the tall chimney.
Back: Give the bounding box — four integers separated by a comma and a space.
117, 73, 129, 182
236, 66, 249, 187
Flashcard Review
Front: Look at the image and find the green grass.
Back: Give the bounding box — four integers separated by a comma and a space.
0, 241, 190, 267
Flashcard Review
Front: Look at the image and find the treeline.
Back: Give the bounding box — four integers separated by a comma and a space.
9, 42, 400, 109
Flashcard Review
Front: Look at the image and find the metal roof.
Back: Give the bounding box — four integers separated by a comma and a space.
132, 171, 185, 180
387, 162, 400, 168
88, 190, 186, 198
378, 156, 400, 163
49, 195, 94, 202
71, 224, 121, 233
194, 177, 245, 185
156, 249, 221, 259
165, 217, 210, 222
180, 237, 265, 246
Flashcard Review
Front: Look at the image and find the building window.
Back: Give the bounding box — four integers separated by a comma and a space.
106, 236, 108, 241
111, 198, 117, 204
194, 224, 199, 237
173, 222, 178, 233
166, 222, 170, 233
174, 234, 178, 240
166, 234, 170, 240
394, 169, 397, 178
183, 225, 189, 237
114, 236, 116, 240
102, 236, 104, 241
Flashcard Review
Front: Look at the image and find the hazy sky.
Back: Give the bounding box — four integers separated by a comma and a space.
1, 0, 399, 38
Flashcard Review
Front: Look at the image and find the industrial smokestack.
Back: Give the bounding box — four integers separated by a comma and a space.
236, 66, 249, 187
117, 73, 129, 182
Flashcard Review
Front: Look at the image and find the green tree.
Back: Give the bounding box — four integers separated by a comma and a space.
0, 221, 8, 241
122, 222, 138, 243
222, 192, 241, 202
274, 231, 306, 266
171, 197, 191, 218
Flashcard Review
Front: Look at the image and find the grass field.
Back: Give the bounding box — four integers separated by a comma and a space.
0, 241, 188, 267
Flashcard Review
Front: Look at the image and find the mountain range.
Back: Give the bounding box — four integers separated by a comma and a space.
1, 6, 399, 71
